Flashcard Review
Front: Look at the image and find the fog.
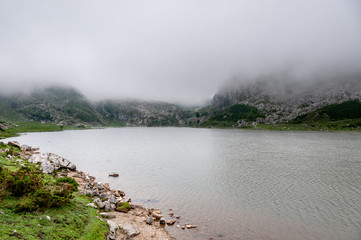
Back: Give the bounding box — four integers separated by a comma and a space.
0, 0, 360, 105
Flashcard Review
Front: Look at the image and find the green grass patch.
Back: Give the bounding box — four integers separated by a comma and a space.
0, 121, 92, 139
116, 202, 130, 212
293, 99, 361, 123
0, 195, 109, 240
0, 144, 109, 239
202, 104, 265, 127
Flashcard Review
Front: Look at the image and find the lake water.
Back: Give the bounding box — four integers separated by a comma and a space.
6, 128, 361, 240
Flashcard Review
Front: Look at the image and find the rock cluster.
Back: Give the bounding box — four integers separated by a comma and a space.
28, 152, 76, 174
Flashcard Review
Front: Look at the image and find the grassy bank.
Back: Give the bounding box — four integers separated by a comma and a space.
0, 121, 91, 139
195, 119, 361, 132
0, 143, 109, 240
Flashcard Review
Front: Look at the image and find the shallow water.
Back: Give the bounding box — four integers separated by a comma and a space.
6, 128, 361, 240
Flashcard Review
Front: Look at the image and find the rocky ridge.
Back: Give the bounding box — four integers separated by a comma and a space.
206, 75, 361, 125
0, 87, 191, 127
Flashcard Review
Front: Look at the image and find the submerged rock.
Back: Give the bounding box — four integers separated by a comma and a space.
166, 219, 177, 225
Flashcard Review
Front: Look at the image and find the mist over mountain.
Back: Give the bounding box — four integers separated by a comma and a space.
191, 72, 361, 128
0, 86, 190, 126
1, 0, 361, 105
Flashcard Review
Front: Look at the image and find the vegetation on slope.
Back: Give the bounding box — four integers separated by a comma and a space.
201, 103, 265, 128
0, 121, 89, 140
293, 99, 361, 123
0, 143, 109, 239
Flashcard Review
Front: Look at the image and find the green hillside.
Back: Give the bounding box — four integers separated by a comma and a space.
201, 103, 265, 127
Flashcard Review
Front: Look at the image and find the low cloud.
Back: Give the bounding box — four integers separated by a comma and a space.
0, 0, 360, 105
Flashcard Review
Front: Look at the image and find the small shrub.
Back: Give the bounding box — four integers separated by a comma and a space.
3, 167, 43, 197
1, 166, 76, 212
56, 177, 79, 191
116, 202, 130, 213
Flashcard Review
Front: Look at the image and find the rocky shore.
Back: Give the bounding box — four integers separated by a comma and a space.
5, 140, 197, 240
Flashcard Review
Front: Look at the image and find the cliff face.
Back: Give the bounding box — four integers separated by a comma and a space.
208, 74, 361, 124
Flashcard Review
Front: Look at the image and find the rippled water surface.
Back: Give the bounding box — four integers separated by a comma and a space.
7, 128, 361, 240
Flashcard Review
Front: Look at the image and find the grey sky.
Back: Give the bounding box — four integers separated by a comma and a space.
0, 0, 360, 105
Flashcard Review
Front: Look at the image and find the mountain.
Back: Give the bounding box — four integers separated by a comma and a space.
0, 87, 102, 124
95, 100, 190, 126
198, 73, 361, 129
0, 87, 191, 126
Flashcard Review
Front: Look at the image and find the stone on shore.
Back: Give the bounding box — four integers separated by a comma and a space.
28, 153, 76, 174
167, 219, 177, 225
159, 217, 166, 225
107, 220, 119, 240
185, 224, 197, 229
146, 216, 154, 225
8, 141, 21, 148
152, 211, 163, 219
119, 224, 140, 237
85, 203, 97, 208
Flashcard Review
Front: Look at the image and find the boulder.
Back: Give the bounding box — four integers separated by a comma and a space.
40, 161, 55, 174
159, 218, 166, 224
119, 224, 140, 237
152, 211, 163, 219
146, 217, 154, 225
108, 195, 117, 205
97, 182, 104, 190
86, 203, 97, 208
107, 220, 119, 240
28, 153, 76, 174
117, 190, 125, 197
93, 198, 106, 209
8, 141, 21, 148
104, 202, 116, 212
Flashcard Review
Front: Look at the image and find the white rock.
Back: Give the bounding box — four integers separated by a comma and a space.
119, 224, 140, 237
85, 203, 97, 208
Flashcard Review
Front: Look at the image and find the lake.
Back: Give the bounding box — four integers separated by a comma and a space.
6, 128, 361, 240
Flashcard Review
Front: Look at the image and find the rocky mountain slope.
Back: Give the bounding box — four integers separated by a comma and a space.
0, 87, 191, 126
198, 73, 361, 127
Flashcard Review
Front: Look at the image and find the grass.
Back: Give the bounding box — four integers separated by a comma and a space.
201, 104, 265, 128
0, 195, 109, 240
0, 121, 91, 139
198, 100, 361, 132
0, 143, 109, 239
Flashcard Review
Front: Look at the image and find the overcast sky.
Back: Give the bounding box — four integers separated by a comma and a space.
0, 0, 360, 105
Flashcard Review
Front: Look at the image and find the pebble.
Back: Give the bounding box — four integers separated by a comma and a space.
166, 219, 177, 225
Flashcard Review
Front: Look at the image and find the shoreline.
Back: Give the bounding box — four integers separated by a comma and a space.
1, 140, 182, 239
1, 120, 361, 143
